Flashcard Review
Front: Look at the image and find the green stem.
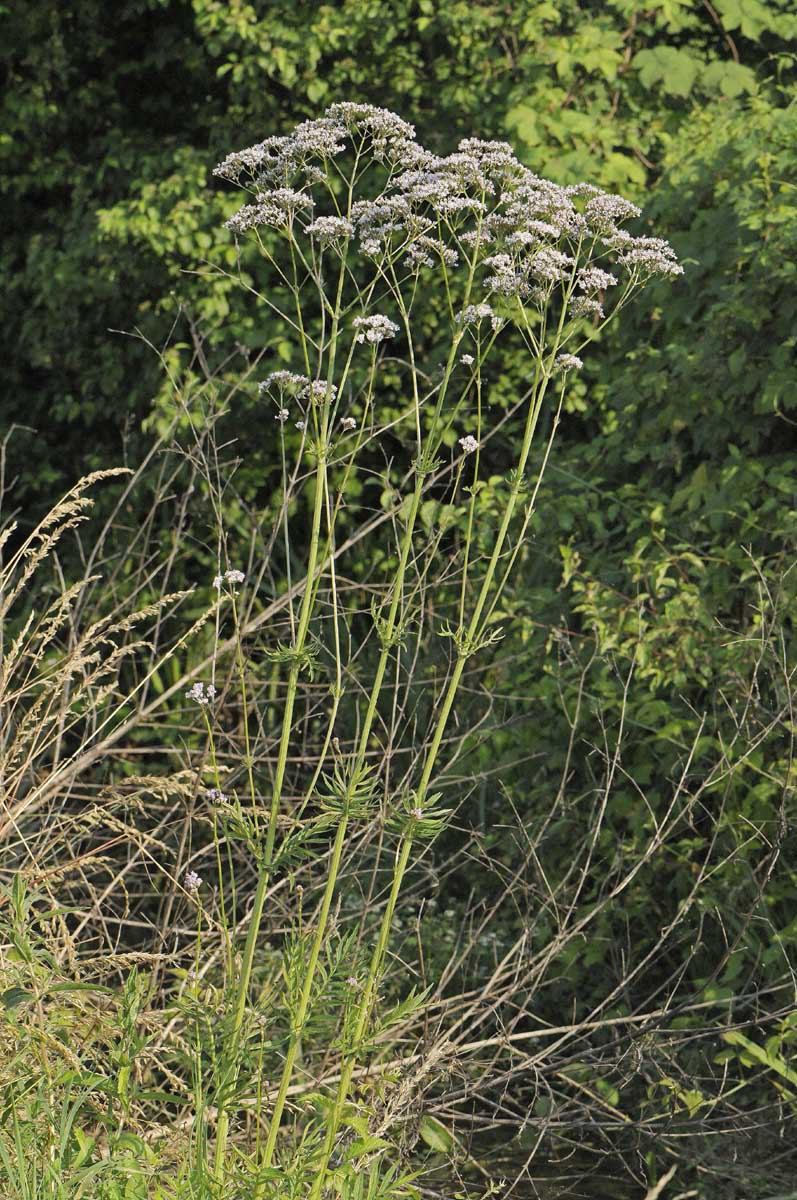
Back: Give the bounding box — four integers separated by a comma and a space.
214, 424, 331, 1178
255, 478, 425, 1184
255, 218, 485, 1179
310, 342, 562, 1196
257, 817, 349, 1174
311, 831, 413, 1186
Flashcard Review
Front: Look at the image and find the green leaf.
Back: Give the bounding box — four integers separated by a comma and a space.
418, 1115, 455, 1153
2, 986, 32, 1011
714, 0, 774, 38
701, 60, 757, 98
71, 1128, 96, 1170
345, 1135, 391, 1158
722, 1031, 797, 1088
635, 47, 702, 97
505, 103, 542, 148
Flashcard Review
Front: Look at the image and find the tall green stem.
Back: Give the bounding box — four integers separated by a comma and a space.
213, 407, 331, 1177
254, 216, 484, 1182
309, 344, 562, 1197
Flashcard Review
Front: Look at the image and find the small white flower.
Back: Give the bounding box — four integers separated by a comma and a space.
554, 353, 584, 373
260, 371, 309, 395
456, 303, 494, 325
353, 314, 400, 344
300, 380, 337, 405
411, 807, 424, 819
183, 870, 202, 894
340, 416, 357, 432
296, 420, 306, 431
185, 681, 217, 705
460, 354, 474, 366
276, 407, 289, 423
345, 975, 360, 989
569, 295, 604, 320
458, 435, 479, 455
213, 569, 246, 589
305, 215, 354, 242
206, 788, 228, 803
577, 267, 617, 292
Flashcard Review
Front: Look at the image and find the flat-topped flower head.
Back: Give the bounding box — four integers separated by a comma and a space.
185, 681, 217, 705
569, 295, 605, 320
528, 247, 575, 284
456, 303, 495, 325
577, 267, 617, 292
615, 235, 684, 277
305, 216, 354, 244
583, 192, 642, 231
276, 407, 289, 424
300, 380, 338, 405
225, 188, 314, 235
340, 417, 357, 432
216, 107, 681, 290
325, 102, 416, 159
213, 569, 246, 589
353, 314, 400, 344
260, 371, 310, 396
554, 353, 584, 373
459, 435, 479, 455
290, 116, 348, 164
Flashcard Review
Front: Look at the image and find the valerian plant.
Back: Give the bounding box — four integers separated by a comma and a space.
185, 103, 683, 1197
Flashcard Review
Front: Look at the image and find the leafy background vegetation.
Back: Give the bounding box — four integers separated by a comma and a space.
2, 3, 797, 1197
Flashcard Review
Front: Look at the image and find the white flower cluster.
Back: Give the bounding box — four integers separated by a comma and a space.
260, 370, 310, 394
405, 235, 458, 270
459, 435, 479, 454
214, 105, 416, 191
213, 569, 246, 588
569, 295, 605, 320
483, 253, 530, 299
584, 193, 642, 230
326, 102, 416, 160
353, 314, 399, 344
185, 681, 217, 705
351, 196, 414, 257
455, 302, 504, 333
612, 233, 683, 277
183, 870, 202, 895
554, 353, 584, 373
528, 247, 575, 284
305, 215, 354, 243
457, 303, 495, 325
300, 380, 338, 405
215, 104, 682, 358
224, 188, 314, 235
577, 267, 617, 292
